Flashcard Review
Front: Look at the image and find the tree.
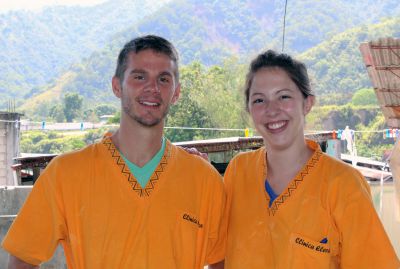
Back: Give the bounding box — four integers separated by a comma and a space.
83, 108, 99, 122
49, 104, 66, 122
84, 128, 108, 144
351, 88, 378, 106
63, 93, 83, 122
21, 131, 87, 154
95, 104, 117, 117
109, 111, 121, 124
165, 60, 248, 142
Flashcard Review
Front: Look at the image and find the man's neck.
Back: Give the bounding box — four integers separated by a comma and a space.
111, 118, 164, 167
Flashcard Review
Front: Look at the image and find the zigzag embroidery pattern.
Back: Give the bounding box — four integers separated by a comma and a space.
268, 150, 323, 216
103, 137, 171, 197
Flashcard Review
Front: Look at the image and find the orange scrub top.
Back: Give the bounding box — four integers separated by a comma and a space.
2, 135, 226, 269
223, 140, 399, 269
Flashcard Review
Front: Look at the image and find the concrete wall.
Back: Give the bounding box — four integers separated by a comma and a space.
0, 186, 66, 268
0, 113, 21, 186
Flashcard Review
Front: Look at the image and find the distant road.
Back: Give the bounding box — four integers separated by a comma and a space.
20, 121, 117, 131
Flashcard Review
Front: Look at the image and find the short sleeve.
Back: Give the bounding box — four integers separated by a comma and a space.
205, 157, 240, 265
1, 159, 67, 265
205, 171, 227, 265
335, 172, 400, 268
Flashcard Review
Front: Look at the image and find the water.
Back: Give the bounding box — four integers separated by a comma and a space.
370, 181, 400, 257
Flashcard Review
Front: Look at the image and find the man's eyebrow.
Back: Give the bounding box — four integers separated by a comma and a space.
159, 71, 173, 77
129, 68, 146, 74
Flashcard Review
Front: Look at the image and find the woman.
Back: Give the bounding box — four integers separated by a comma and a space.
222, 50, 399, 268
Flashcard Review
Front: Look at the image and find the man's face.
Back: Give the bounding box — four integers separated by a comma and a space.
112, 49, 180, 127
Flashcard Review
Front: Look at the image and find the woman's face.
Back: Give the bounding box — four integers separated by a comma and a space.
248, 67, 314, 151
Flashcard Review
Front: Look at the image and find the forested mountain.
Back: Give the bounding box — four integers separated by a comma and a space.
4, 0, 400, 114
0, 0, 168, 102
300, 17, 400, 105
106, 0, 400, 63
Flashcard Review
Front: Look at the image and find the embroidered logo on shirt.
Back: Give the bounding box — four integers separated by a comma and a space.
183, 213, 203, 228
295, 237, 330, 253
320, 237, 328, 244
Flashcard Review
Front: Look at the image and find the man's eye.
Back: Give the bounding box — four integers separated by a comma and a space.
133, 75, 145, 80
280, 95, 291, 100
160, 76, 170, 83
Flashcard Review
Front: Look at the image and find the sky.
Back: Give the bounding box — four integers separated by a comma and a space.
0, 0, 106, 13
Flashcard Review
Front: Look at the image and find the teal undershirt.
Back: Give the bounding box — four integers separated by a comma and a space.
121, 137, 166, 188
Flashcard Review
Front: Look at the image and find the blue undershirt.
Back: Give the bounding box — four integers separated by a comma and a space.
265, 179, 278, 207
265, 179, 328, 243
121, 137, 166, 188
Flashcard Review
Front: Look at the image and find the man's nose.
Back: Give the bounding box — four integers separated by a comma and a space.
144, 78, 160, 93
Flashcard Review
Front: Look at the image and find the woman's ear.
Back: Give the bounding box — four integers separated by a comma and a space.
303, 95, 315, 115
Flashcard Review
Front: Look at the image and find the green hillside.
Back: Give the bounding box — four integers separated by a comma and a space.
300, 17, 400, 105
0, 0, 167, 102
3, 0, 400, 107
28, 17, 399, 112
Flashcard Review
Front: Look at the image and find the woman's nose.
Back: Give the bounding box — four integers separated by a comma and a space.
265, 100, 280, 116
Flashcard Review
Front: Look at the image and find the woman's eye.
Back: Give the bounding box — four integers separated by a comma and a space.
280, 95, 291, 100
253, 98, 264, 104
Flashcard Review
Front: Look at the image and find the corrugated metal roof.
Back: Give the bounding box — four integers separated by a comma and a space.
15, 132, 334, 169
360, 37, 400, 128
174, 131, 333, 153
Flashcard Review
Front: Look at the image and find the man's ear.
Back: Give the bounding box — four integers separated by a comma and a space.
303, 95, 315, 115
171, 83, 181, 104
112, 76, 122, 98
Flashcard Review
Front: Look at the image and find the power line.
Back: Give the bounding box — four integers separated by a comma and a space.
164, 126, 245, 131
282, 0, 288, 52
16, 121, 399, 134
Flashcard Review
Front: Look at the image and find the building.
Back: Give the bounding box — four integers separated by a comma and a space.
0, 112, 22, 186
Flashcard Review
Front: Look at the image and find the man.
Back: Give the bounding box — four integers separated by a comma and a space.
2, 35, 226, 269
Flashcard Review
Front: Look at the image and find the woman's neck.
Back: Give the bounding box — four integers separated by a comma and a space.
265, 140, 313, 194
